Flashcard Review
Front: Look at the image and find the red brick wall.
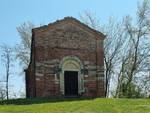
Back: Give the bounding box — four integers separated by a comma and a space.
26, 19, 105, 98
25, 64, 35, 98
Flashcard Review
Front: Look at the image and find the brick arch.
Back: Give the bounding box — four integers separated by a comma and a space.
59, 56, 84, 69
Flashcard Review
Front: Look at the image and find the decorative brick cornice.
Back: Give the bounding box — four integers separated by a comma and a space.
32, 17, 106, 40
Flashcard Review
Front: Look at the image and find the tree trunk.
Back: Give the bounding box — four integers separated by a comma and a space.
6, 55, 10, 100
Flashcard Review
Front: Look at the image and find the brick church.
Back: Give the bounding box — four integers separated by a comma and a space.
25, 17, 106, 98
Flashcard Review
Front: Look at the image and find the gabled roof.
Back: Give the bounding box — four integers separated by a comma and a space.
33, 17, 106, 40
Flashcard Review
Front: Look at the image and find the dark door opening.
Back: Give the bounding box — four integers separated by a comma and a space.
64, 71, 78, 96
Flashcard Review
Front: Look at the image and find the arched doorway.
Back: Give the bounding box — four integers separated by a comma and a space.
59, 56, 84, 96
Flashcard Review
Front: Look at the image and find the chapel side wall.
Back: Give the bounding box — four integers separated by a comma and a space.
25, 64, 35, 98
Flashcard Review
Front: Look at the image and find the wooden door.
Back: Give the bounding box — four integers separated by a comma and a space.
64, 71, 78, 96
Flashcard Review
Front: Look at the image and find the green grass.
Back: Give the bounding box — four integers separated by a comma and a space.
0, 98, 150, 113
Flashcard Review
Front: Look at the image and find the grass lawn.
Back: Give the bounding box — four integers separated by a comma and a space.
0, 98, 149, 113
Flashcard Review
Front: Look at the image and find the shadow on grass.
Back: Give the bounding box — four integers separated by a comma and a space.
0, 97, 94, 105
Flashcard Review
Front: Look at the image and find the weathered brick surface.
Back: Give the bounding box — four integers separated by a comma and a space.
25, 17, 105, 98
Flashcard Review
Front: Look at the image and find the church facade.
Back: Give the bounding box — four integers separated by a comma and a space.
25, 17, 106, 98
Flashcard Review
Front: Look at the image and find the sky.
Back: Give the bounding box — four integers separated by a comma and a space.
0, 0, 140, 98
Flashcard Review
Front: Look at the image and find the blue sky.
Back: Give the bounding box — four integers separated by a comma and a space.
0, 0, 140, 98
0, 0, 138, 44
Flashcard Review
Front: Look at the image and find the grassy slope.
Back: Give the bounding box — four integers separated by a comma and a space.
0, 98, 150, 113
